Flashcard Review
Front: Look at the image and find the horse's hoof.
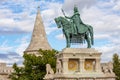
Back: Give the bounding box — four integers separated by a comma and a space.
66, 46, 70, 48
87, 46, 91, 48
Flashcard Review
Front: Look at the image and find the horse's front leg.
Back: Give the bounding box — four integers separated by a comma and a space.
65, 33, 70, 48
67, 37, 70, 48
85, 32, 91, 48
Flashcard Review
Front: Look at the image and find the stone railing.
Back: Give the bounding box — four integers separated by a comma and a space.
53, 77, 115, 80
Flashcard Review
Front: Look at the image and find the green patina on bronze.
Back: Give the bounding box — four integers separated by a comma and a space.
54, 6, 94, 48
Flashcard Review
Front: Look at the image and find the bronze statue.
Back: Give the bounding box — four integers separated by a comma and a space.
54, 6, 94, 48
64, 6, 84, 34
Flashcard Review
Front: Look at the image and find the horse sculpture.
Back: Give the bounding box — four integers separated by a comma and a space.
54, 16, 94, 48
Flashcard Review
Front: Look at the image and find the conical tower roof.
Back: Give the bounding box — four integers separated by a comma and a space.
25, 7, 52, 53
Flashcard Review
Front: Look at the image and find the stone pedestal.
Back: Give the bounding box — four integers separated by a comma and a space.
53, 48, 116, 80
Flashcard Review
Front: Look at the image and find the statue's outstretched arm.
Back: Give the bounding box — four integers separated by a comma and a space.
65, 16, 71, 19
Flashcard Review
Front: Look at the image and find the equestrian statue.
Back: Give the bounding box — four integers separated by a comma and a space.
54, 6, 94, 48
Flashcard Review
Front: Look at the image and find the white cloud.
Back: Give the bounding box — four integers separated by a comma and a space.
112, 0, 120, 11
62, 0, 96, 12
15, 19, 34, 32
0, 52, 23, 66
82, 2, 120, 62
94, 34, 111, 40
0, 0, 63, 35
0, 40, 13, 52
0, 0, 63, 66
0, 8, 34, 33
96, 43, 120, 62
40, 2, 63, 34
15, 36, 29, 56
46, 26, 58, 35
81, 3, 120, 40
55, 34, 65, 40
0, 36, 29, 65
0, 18, 15, 27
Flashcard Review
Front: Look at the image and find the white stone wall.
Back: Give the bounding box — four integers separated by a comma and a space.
0, 63, 13, 80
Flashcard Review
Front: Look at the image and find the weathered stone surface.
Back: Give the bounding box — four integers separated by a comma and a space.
44, 64, 54, 80
101, 62, 115, 77
53, 48, 116, 80
25, 8, 52, 54
62, 48, 101, 53
0, 63, 13, 80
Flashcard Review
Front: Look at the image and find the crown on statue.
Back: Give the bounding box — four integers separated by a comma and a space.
74, 5, 78, 12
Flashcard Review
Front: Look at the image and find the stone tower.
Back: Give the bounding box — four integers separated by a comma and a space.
24, 7, 52, 55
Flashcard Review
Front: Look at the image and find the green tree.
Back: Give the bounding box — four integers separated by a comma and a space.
10, 49, 58, 80
113, 53, 120, 80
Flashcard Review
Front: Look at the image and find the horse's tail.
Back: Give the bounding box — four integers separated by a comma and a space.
87, 25, 94, 45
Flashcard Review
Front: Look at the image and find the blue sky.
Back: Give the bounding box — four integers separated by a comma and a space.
0, 0, 120, 66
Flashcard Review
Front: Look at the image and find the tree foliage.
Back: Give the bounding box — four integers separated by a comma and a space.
10, 49, 58, 80
113, 53, 120, 80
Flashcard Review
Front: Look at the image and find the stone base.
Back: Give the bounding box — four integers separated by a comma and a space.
43, 48, 116, 80
54, 73, 104, 78
44, 74, 54, 80
53, 77, 115, 80
54, 72, 116, 80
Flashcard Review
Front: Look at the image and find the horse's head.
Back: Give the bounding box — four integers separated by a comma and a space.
54, 17, 63, 28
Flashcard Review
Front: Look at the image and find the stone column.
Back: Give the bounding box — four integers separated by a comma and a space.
62, 58, 68, 74
79, 59, 85, 72
95, 58, 101, 72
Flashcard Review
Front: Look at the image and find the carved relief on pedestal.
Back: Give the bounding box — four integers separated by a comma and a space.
68, 59, 79, 71
84, 59, 95, 71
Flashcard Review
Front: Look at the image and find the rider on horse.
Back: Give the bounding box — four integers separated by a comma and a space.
64, 6, 86, 34
55, 6, 94, 48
